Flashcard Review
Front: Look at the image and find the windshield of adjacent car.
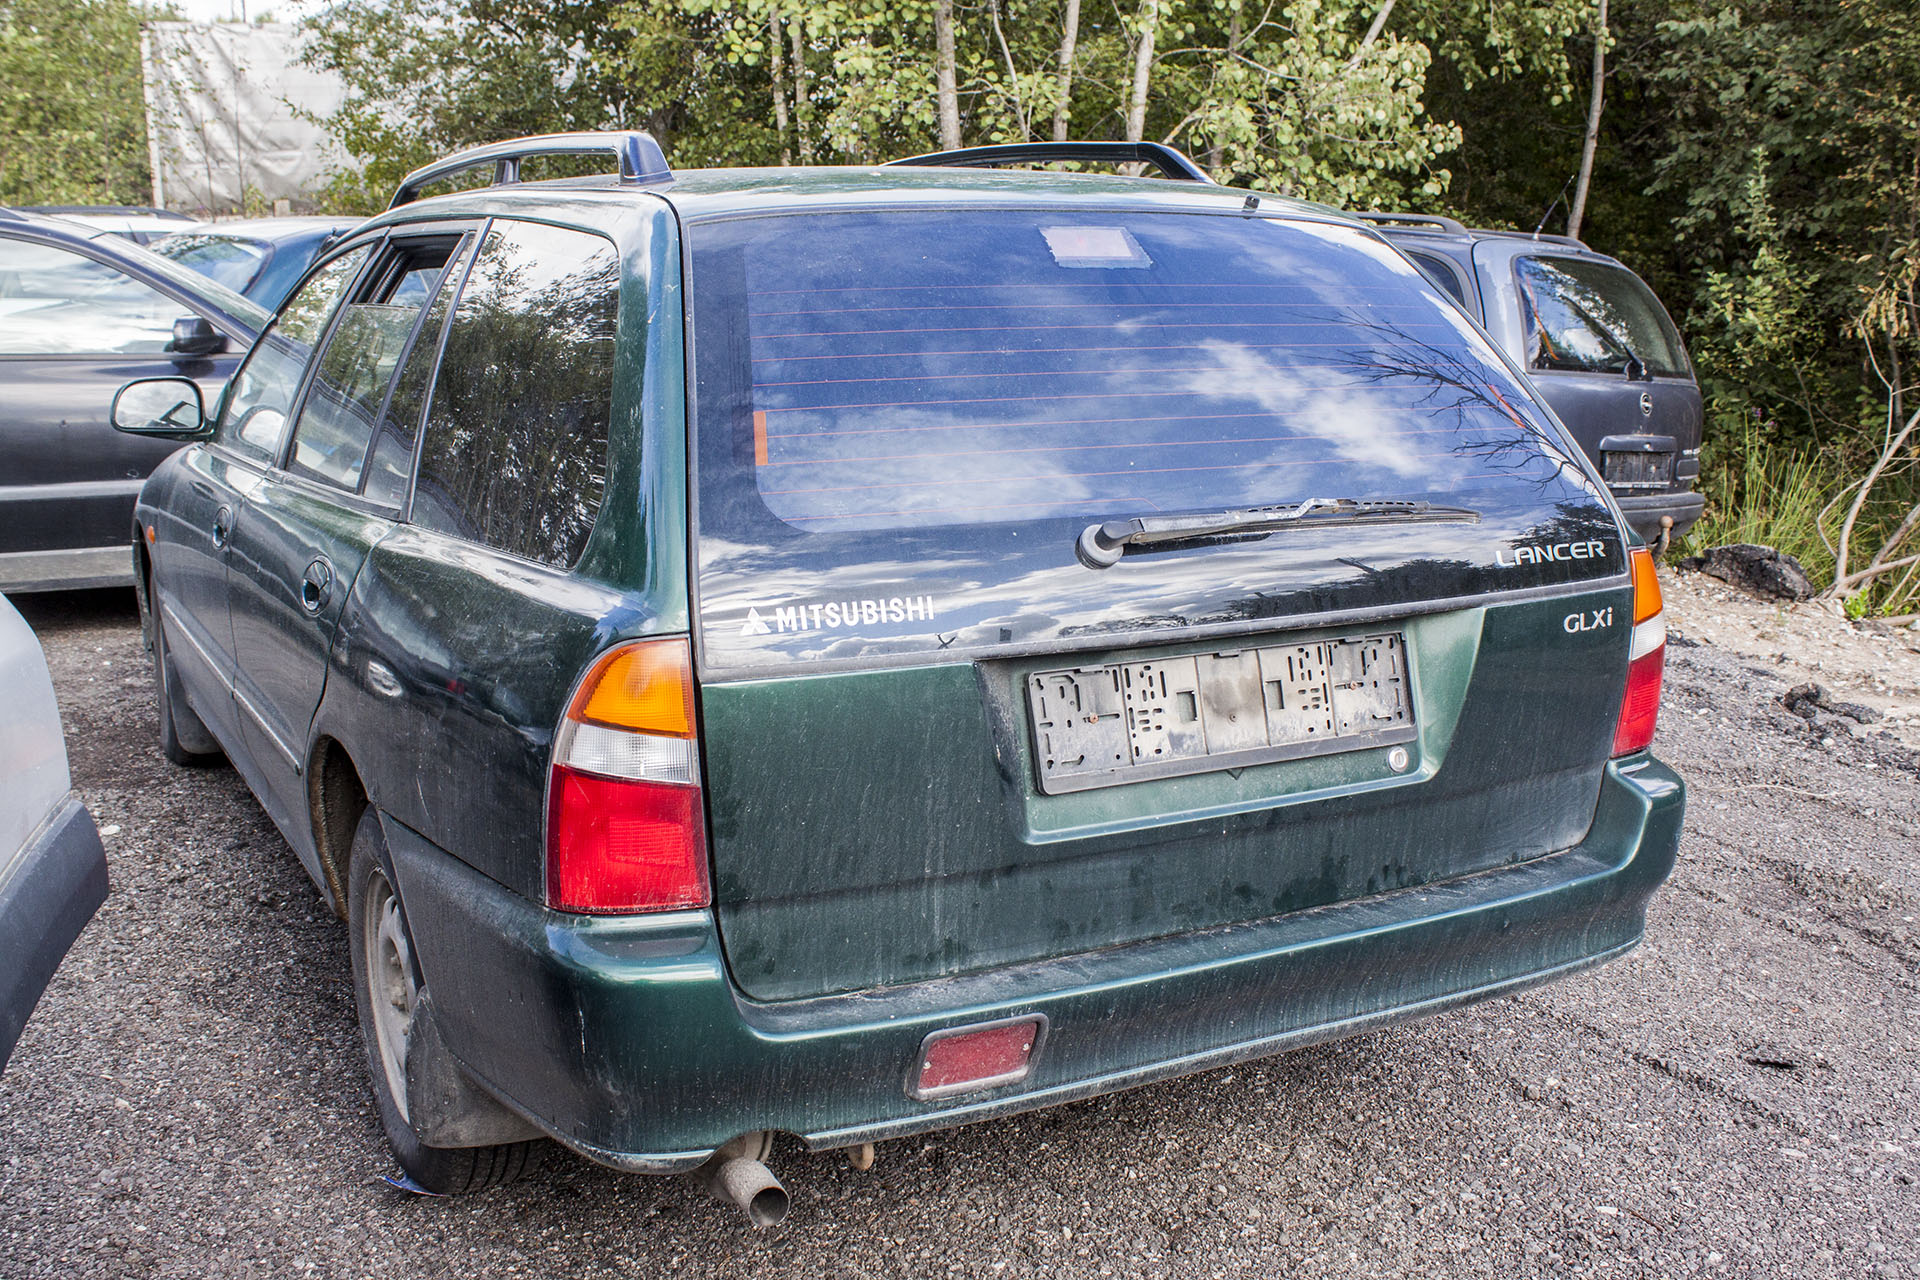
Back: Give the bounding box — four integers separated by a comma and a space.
150, 232, 271, 295
1515, 255, 1688, 377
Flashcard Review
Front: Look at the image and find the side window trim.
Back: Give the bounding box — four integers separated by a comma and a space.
209, 236, 384, 464
395, 220, 489, 520
281, 231, 472, 496
270, 232, 391, 473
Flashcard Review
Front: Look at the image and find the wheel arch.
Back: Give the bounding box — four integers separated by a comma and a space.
308, 735, 369, 919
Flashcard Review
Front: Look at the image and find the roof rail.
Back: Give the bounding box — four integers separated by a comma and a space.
884, 142, 1214, 184
0, 206, 26, 222
1356, 211, 1469, 234
389, 131, 672, 209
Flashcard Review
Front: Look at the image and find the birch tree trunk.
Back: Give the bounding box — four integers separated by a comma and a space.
1568, 0, 1608, 240
1207, 0, 1242, 169
1051, 0, 1082, 143
936, 0, 962, 150
1125, 0, 1160, 145
769, 12, 792, 166
789, 16, 813, 163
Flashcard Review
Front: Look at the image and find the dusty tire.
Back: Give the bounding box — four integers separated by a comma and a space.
150, 598, 221, 766
346, 808, 542, 1194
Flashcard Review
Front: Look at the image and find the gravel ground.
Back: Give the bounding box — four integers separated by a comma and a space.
2, 578, 1916, 1279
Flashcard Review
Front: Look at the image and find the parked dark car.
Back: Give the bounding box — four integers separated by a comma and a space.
0, 207, 267, 592
0, 593, 108, 1072
150, 217, 363, 311
1365, 214, 1704, 548
19, 205, 200, 246
118, 135, 1682, 1215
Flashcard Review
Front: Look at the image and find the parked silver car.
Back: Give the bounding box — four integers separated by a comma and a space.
0, 594, 107, 1070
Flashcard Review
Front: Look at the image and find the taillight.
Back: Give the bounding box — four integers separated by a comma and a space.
547, 637, 709, 913
1612, 547, 1665, 756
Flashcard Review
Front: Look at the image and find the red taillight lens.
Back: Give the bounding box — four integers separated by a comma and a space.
547, 765, 708, 913
546, 637, 709, 914
1612, 645, 1665, 756
1612, 547, 1665, 756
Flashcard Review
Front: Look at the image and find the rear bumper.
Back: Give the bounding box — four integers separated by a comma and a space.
1612, 490, 1706, 545
0, 794, 108, 1071
388, 755, 1684, 1173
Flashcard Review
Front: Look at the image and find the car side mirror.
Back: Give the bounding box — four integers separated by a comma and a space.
112, 377, 210, 439
167, 316, 226, 358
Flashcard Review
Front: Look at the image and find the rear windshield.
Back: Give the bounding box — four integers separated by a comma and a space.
150, 232, 271, 295
1516, 255, 1688, 377
690, 210, 1617, 672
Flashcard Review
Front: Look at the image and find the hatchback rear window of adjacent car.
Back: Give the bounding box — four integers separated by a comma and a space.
691, 211, 1590, 535
1516, 255, 1688, 377
150, 233, 271, 295
409, 220, 619, 570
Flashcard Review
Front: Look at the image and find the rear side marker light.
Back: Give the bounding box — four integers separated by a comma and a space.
547, 637, 710, 914
1612, 547, 1666, 757
911, 1016, 1047, 1101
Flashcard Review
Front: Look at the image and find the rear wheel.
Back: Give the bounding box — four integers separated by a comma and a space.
347, 808, 541, 1194
150, 595, 221, 766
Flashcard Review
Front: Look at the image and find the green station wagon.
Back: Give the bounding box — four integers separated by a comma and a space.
113, 134, 1682, 1219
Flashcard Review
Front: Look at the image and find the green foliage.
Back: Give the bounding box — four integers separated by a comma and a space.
298, 0, 647, 212
291, 0, 1920, 602
0, 0, 152, 205
303, 0, 1591, 211
1177, 0, 1463, 206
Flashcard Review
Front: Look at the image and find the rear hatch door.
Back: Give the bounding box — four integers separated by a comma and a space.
1496, 247, 1703, 492
688, 206, 1632, 1001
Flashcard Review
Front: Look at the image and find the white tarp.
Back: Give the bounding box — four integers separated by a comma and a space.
140, 21, 352, 215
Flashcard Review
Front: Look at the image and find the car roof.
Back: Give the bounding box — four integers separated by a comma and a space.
172, 216, 363, 239
369, 164, 1361, 230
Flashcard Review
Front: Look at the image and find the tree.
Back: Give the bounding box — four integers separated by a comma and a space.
0, 0, 151, 205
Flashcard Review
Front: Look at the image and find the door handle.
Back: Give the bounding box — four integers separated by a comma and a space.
212, 505, 232, 550
300, 557, 334, 614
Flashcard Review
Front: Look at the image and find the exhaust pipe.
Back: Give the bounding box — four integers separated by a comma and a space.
697, 1132, 790, 1227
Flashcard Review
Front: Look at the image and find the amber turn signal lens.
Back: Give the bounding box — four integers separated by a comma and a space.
1629, 546, 1662, 624
569, 638, 696, 737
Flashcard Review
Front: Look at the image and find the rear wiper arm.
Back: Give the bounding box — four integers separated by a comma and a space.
1076, 497, 1480, 568
1566, 297, 1649, 379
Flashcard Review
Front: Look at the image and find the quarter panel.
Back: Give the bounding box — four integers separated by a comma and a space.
327, 529, 653, 898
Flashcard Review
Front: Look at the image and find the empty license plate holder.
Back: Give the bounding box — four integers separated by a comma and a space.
1026, 633, 1417, 795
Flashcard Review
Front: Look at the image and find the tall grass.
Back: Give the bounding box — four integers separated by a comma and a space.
1678, 422, 1838, 588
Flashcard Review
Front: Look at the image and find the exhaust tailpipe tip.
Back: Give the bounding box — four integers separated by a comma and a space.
706, 1156, 790, 1227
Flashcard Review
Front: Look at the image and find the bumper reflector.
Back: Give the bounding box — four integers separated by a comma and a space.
912, 1016, 1046, 1101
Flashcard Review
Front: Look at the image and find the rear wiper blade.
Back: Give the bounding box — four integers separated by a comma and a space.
1565, 297, 1649, 379
1075, 497, 1480, 568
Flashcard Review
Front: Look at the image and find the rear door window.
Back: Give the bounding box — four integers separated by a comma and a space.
689, 209, 1617, 672
362, 246, 470, 509
284, 238, 461, 492
408, 220, 619, 569
1515, 255, 1688, 377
